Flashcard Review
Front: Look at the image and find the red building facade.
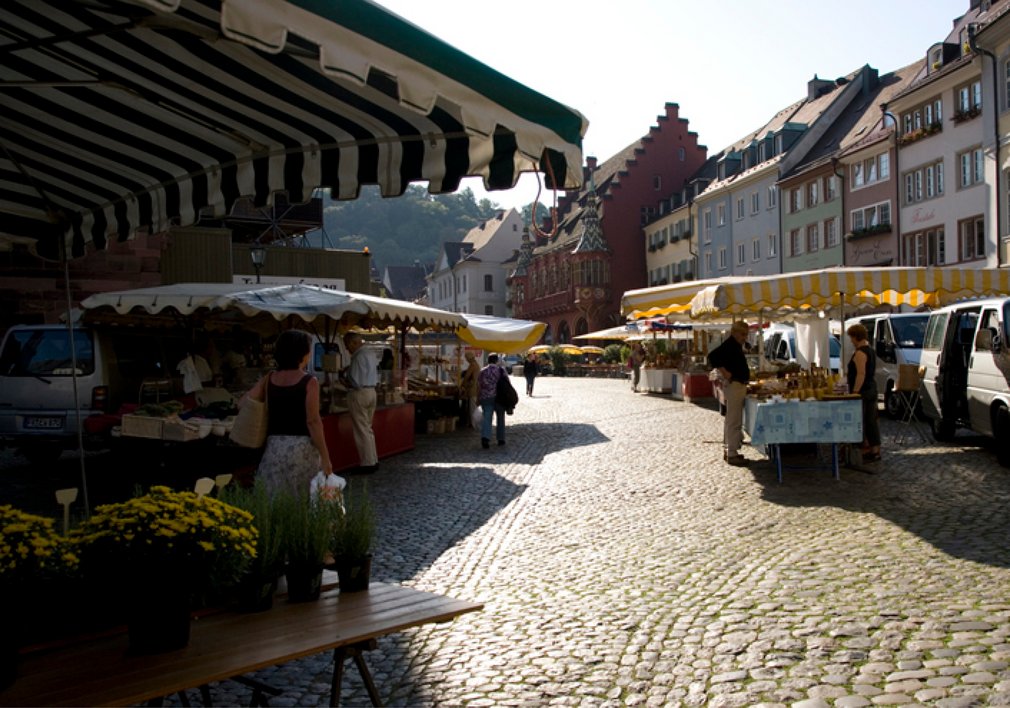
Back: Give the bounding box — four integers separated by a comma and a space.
509, 103, 707, 342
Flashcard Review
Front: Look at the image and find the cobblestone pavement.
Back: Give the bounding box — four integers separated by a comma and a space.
48, 376, 1010, 706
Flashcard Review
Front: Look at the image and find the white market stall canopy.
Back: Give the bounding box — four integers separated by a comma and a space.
456, 314, 546, 355
623, 267, 1010, 320
0, 0, 588, 260
80, 283, 466, 330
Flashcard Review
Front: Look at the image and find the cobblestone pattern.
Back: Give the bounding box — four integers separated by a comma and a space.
179, 378, 1010, 707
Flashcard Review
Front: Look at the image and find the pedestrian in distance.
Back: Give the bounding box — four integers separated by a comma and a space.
629, 343, 645, 392
477, 354, 508, 449
242, 329, 334, 497
847, 323, 881, 463
460, 351, 480, 428
523, 351, 539, 396
707, 321, 751, 466
342, 331, 379, 473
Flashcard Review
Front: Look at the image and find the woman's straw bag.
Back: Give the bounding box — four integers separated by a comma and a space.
231, 386, 268, 448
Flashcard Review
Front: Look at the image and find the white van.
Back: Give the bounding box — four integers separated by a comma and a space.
919, 297, 1010, 466
762, 324, 841, 372
844, 313, 929, 418
0, 324, 193, 462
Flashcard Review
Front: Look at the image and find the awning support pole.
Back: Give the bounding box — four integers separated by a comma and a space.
61, 235, 90, 518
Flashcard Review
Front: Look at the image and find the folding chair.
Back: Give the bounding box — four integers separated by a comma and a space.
891, 365, 929, 445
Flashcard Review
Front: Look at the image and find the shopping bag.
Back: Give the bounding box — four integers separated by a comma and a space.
230, 396, 268, 448
470, 404, 483, 430
310, 471, 346, 507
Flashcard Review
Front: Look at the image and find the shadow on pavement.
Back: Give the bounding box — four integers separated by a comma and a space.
750, 434, 1010, 569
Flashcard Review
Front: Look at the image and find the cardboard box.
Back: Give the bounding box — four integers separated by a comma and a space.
120, 414, 164, 439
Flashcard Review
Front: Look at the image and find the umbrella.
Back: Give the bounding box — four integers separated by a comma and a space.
527, 344, 552, 354
579, 345, 605, 354
0, 0, 588, 259
573, 324, 641, 341
456, 314, 546, 355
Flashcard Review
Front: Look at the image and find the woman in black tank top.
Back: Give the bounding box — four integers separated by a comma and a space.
242, 330, 334, 497
846, 323, 881, 461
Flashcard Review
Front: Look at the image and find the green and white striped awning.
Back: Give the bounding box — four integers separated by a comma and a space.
1, 0, 587, 259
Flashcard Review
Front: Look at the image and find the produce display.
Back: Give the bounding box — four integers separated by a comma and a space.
746, 367, 853, 400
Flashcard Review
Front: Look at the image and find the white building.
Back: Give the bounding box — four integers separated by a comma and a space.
427, 208, 524, 315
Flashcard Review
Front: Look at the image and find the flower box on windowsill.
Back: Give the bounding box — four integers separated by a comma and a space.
952, 107, 981, 124
846, 223, 892, 241
671, 235, 681, 243
898, 122, 943, 146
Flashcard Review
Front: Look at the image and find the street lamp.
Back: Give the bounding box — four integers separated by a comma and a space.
250, 245, 266, 284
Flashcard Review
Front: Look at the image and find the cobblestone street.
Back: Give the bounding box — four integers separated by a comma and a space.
15, 375, 1010, 707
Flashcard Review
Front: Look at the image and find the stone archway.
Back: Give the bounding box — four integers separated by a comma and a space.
543, 323, 553, 345
574, 318, 589, 337
557, 320, 571, 344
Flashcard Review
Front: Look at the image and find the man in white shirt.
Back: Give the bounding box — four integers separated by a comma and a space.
343, 332, 378, 473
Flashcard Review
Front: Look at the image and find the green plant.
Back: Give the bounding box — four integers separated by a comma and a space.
0, 505, 78, 583
276, 490, 339, 567
546, 347, 570, 377
331, 483, 375, 560
72, 486, 257, 589
219, 485, 284, 577
603, 343, 624, 364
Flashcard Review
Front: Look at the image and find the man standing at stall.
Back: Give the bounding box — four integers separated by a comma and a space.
343, 332, 378, 474
708, 321, 751, 466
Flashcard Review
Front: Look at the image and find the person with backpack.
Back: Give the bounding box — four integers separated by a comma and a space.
477, 354, 515, 449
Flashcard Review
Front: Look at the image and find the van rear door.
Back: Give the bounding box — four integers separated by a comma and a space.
919, 311, 949, 422
966, 307, 1006, 436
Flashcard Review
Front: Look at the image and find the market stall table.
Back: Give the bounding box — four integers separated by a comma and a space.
745, 397, 863, 482
322, 403, 415, 472
0, 582, 482, 707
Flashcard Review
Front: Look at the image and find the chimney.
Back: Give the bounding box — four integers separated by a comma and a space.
807, 74, 835, 100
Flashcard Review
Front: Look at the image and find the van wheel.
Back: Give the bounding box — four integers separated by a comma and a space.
931, 416, 956, 443
19, 445, 63, 466
996, 407, 1010, 468
884, 384, 904, 418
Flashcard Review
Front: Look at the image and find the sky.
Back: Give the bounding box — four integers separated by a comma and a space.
374, 0, 968, 210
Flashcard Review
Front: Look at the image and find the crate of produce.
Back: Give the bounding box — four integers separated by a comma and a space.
120, 414, 165, 439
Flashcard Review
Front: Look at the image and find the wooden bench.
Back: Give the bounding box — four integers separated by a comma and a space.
0, 582, 482, 707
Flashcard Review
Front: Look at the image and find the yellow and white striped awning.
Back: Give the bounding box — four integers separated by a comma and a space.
688, 267, 1010, 318
621, 277, 753, 319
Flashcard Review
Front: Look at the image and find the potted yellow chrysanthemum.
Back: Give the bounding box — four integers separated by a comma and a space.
73, 486, 258, 654
0, 505, 79, 688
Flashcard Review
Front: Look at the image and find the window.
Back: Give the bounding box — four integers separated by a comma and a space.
807, 223, 819, 252
484, 274, 493, 292
880, 153, 890, 180
484, 305, 494, 315
759, 143, 767, 162
737, 243, 746, 265
640, 206, 654, 225
768, 185, 778, 209
790, 228, 803, 256
958, 147, 984, 188
901, 97, 942, 138
959, 216, 985, 261
718, 247, 727, 270
852, 153, 889, 190
904, 160, 944, 204
825, 217, 839, 247
825, 175, 838, 201
850, 201, 891, 232
752, 238, 761, 261
768, 233, 777, 257
678, 147, 686, 161
704, 251, 713, 274
653, 175, 662, 191
957, 80, 982, 112
807, 180, 819, 207
789, 187, 803, 213
736, 198, 745, 220
902, 227, 946, 266
717, 204, 726, 226
703, 210, 712, 243
751, 191, 760, 214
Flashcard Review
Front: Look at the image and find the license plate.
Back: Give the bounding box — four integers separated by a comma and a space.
24, 416, 64, 430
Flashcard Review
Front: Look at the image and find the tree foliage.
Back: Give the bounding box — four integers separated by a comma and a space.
303, 186, 504, 271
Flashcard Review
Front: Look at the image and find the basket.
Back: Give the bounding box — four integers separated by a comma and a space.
162, 420, 201, 442
120, 414, 165, 439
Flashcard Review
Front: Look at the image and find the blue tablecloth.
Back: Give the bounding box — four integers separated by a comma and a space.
745, 398, 863, 447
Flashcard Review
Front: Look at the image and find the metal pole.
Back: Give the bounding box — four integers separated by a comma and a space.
62, 238, 90, 518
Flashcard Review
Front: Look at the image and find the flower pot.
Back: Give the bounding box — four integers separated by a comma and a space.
335, 553, 372, 593
234, 574, 279, 613
125, 582, 192, 655
285, 563, 324, 602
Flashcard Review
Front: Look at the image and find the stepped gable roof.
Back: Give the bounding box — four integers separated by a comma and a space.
383, 263, 430, 301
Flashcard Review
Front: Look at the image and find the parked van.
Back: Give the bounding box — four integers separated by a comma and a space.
919, 297, 1010, 466
762, 324, 841, 373
0, 324, 193, 462
844, 313, 929, 418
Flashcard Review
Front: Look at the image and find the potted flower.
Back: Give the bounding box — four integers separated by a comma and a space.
72, 486, 257, 654
277, 489, 340, 602
329, 483, 375, 593
219, 484, 284, 612
0, 505, 79, 688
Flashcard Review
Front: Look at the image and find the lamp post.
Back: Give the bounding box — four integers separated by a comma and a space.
250, 245, 266, 284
